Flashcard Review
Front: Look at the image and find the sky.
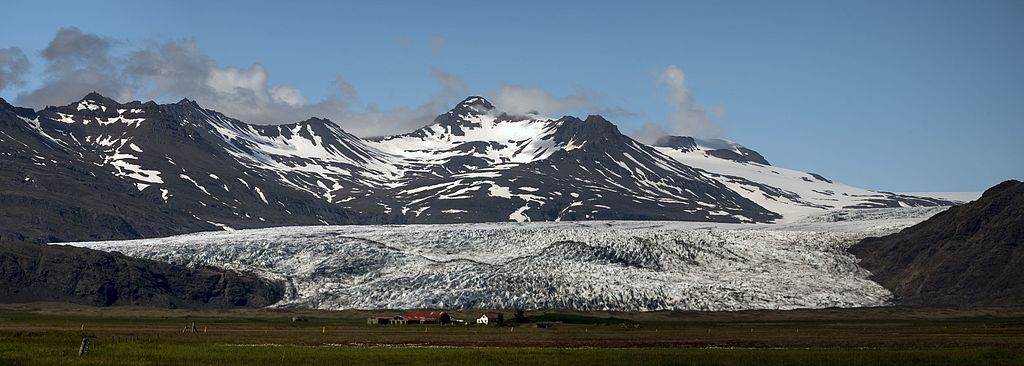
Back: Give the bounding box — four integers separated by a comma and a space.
0, 0, 1020, 192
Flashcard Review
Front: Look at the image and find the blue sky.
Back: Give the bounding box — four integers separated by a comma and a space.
1, 0, 1021, 192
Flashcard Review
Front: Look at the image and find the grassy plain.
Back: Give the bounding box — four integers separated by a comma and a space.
2, 303, 1023, 365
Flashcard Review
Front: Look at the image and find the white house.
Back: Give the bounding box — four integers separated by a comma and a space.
476, 312, 503, 325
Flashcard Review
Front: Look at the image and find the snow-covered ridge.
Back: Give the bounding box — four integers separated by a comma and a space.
654, 146, 947, 221
5, 93, 953, 227
68, 207, 942, 311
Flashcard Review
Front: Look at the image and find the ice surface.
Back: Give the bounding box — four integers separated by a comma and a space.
67, 207, 944, 311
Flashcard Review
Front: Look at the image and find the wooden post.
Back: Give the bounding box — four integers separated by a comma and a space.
78, 338, 89, 356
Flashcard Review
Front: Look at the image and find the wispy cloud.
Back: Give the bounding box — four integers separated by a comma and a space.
430, 34, 446, 53
489, 85, 636, 119
658, 64, 722, 138
11, 27, 467, 137
633, 65, 723, 143
0, 47, 30, 93
16, 28, 131, 106
631, 122, 671, 145
490, 85, 591, 116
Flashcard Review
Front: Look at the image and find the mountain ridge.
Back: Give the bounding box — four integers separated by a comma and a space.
0, 93, 953, 243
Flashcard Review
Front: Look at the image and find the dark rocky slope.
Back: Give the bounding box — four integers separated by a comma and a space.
850, 180, 1024, 306
0, 241, 284, 308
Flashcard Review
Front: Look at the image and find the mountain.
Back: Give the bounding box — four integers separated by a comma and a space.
0, 241, 283, 308
0, 94, 953, 243
0, 95, 365, 243
850, 180, 1024, 306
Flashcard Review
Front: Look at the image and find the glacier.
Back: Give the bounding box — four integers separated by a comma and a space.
66, 207, 946, 311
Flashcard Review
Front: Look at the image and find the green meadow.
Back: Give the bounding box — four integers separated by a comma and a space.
2, 304, 1023, 365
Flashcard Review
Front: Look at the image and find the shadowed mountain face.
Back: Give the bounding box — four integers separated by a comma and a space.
850, 180, 1024, 306
0, 241, 283, 308
0, 94, 952, 243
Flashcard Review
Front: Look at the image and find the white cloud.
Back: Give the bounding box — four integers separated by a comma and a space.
489, 85, 636, 120
657, 64, 722, 138
270, 85, 306, 107
491, 85, 592, 117
207, 64, 268, 97
631, 122, 670, 145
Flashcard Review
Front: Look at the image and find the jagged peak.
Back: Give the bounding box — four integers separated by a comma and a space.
546, 114, 630, 149
446, 96, 494, 116
175, 98, 201, 107
583, 114, 614, 125
557, 114, 619, 130
456, 95, 493, 109
299, 117, 333, 126
296, 117, 353, 136
248, 116, 361, 142
78, 91, 120, 105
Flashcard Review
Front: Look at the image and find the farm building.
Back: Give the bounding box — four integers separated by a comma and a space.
366, 316, 407, 325
402, 311, 452, 324
476, 312, 504, 325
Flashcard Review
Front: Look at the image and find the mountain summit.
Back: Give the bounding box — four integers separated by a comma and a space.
0, 94, 953, 242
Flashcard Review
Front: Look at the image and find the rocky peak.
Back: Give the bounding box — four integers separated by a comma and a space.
655, 135, 770, 165
453, 96, 494, 114
76, 92, 122, 108
654, 135, 698, 152
174, 98, 203, 108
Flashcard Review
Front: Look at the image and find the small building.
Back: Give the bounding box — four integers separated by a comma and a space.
367, 316, 408, 325
402, 310, 452, 324
476, 312, 504, 325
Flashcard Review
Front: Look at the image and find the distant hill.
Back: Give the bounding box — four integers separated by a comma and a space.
0, 241, 283, 308
850, 180, 1024, 306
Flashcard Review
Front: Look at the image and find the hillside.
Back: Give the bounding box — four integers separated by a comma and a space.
850, 180, 1024, 306
0, 241, 283, 308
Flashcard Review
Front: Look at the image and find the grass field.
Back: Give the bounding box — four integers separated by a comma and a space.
2, 303, 1023, 365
